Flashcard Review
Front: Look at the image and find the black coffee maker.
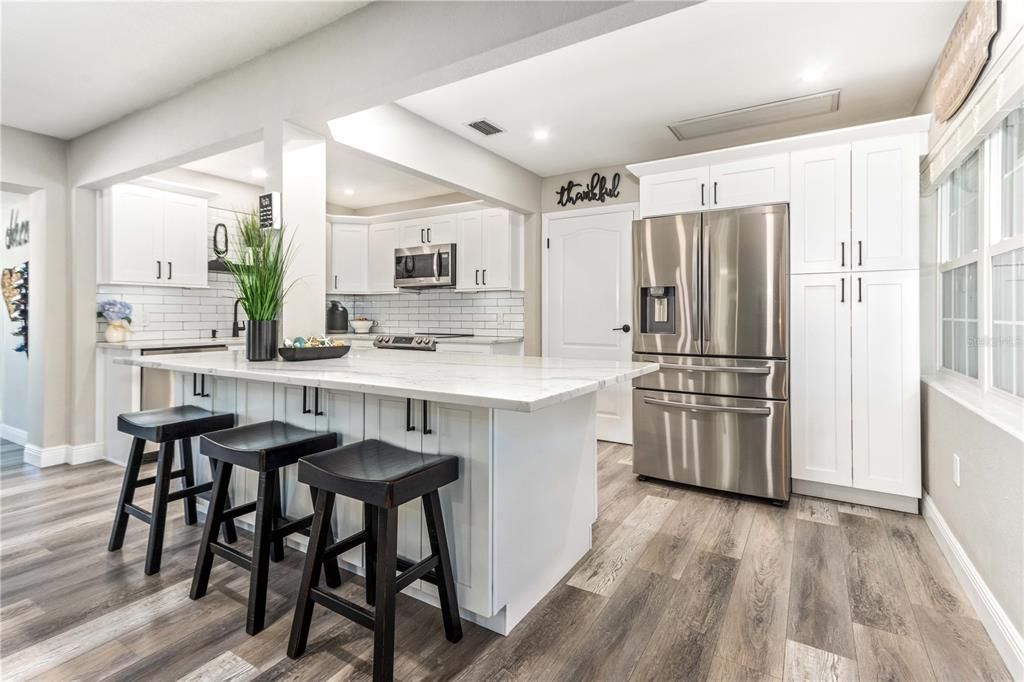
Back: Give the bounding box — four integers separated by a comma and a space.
326, 301, 349, 332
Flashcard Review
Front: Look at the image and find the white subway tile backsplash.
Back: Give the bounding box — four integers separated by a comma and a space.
328, 289, 524, 337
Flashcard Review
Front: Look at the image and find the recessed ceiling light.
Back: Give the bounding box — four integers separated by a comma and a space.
801, 66, 826, 83
533, 129, 550, 141
251, 168, 268, 180
343, 188, 355, 196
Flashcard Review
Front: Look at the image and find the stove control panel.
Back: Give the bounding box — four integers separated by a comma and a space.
373, 334, 437, 351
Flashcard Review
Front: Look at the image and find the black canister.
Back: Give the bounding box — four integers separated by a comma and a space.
326, 301, 349, 332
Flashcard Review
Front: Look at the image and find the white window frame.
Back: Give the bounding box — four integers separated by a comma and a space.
936, 108, 1024, 413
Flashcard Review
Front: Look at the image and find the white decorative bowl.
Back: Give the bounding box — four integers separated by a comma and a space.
350, 319, 374, 334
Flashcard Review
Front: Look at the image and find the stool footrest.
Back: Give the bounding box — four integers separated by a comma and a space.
209, 541, 252, 570
223, 501, 258, 520
396, 555, 439, 587
324, 529, 369, 560
396, 555, 440, 592
272, 514, 314, 541
124, 503, 152, 524
310, 588, 375, 630
167, 481, 213, 502
134, 470, 186, 488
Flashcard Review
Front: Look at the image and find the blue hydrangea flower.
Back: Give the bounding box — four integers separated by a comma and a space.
97, 299, 133, 324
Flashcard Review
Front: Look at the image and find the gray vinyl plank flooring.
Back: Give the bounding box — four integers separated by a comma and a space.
0, 438, 1007, 681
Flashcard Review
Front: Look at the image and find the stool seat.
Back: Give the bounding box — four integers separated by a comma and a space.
118, 405, 234, 443
201, 421, 338, 471
299, 439, 458, 508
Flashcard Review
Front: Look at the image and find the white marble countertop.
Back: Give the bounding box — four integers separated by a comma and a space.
327, 333, 524, 345
116, 348, 657, 412
97, 338, 247, 350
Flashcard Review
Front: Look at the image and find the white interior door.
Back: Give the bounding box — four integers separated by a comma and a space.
544, 205, 636, 443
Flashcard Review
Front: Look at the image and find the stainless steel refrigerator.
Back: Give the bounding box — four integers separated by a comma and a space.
631, 203, 790, 501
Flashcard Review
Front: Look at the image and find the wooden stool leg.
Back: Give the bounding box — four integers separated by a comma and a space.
423, 491, 463, 643
209, 459, 238, 544
108, 437, 145, 552
364, 502, 376, 606
372, 506, 398, 682
181, 438, 197, 526
308, 486, 342, 589
287, 488, 336, 659
270, 473, 285, 563
247, 469, 277, 635
190, 460, 232, 600
144, 441, 176, 576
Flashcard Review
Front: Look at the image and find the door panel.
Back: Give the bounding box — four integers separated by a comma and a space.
110, 185, 162, 284
639, 167, 710, 217
161, 193, 207, 286
330, 224, 369, 292
709, 153, 790, 208
632, 213, 701, 356
368, 223, 400, 293
790, 145, 852, 274
545, 207, 635, 443
852, 270, 920, 496
480, 210, 511, 289
457, 213, 482, 290
703, 204, 788, 358
852, 136, 919, 271
791, 274, 852, 486
425, 214, 457, 244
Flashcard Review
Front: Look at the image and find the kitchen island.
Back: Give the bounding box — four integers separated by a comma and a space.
117, 348, 657, 635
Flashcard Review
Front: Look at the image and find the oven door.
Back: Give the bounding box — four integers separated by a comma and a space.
632, 388, 790, 500
394, 244, 455, 288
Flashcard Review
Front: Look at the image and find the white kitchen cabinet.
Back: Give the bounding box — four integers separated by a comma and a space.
457, 209, 524, 291
368, 221, 400, 293
851, 270, 920, 497
328, 223, 369, 293
103, 183, 208, 287
400, 214, 457, 247
709, 153, 790, 209
790, 273, 852, 486
790, 145, 852, 274
852, 135, 920, 272
638, 167, 710, 217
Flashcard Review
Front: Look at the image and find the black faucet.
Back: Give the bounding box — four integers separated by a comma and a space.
233, 298, 246, 337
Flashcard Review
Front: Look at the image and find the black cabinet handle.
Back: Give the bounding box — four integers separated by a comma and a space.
475, 269, 479, 286
427, 227, 432, 242
701, 183, 705, 206
858, 240, 863, 266
613, 324, 631, 332
423, 401, 432, 435
713, 181, 718, 204
406, 398, 416, 432
302, 387, 311, 414
841, 277, 845, 303
334, 275, 338, 289
421, 228, 425, 244
857, 277, 863, 303
168, 261, 173, 280
157, 261, 162, 280
193, 373, 200, 396
314, 388, 324, 417
841, 242, 845, 267
200, 375, 210, 398
482, 269, 487, 286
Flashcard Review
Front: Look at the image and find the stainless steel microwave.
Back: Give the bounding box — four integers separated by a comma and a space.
394, 243, 456, 289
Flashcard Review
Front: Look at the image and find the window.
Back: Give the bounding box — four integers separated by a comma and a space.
992, 248, 1023, 396
939, 149, 981, 378
1002, 108, 1023, 239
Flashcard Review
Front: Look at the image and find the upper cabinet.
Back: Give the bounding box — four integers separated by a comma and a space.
790, 145, 852, 274
638, 154, 789, 217
457, 209, 524, 291
328, 223, 369, 294
852, 135, 920, 272
368, 222, 401, 294
101, 183, 208, 287
399, 214, 458, 247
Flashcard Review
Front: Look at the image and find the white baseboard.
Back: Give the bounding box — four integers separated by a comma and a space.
922, 493, 1024, 680
21, 441, 106, 467
0, 423, 28, 446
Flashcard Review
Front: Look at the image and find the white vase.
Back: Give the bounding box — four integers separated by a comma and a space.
104, 321, 131, 343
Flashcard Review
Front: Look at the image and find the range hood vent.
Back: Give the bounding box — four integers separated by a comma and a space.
467, 119, 504, 136
668, 89, 841, 141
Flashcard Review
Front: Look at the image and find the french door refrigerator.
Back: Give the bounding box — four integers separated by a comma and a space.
631, 203, 790, 501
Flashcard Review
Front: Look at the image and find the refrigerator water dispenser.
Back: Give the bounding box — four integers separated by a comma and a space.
639, 286, 676, 334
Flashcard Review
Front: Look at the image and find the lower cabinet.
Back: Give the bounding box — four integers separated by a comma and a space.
790, 269, 920, 499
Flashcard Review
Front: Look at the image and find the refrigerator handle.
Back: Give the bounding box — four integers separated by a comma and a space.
642, 397, 771, 416
701, 223, 711, 353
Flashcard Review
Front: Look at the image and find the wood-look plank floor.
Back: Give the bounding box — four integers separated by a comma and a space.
0, 439, 1010, 681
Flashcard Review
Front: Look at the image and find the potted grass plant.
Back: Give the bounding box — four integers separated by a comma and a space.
224, 210, 296, 361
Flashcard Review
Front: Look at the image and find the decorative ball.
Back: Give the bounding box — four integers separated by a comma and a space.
292, 336, 306, 348
283, 338, 294, 348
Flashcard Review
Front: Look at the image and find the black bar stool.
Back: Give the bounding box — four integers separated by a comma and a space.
109, 405, 237, 575
190, 420, 342, 635
287, 439, 463, 682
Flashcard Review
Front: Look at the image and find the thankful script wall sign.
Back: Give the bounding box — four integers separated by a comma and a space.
933, 0, 999, 123
555, 172, 622, 207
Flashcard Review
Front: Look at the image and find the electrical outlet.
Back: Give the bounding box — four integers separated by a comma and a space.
953, 453, 961, 487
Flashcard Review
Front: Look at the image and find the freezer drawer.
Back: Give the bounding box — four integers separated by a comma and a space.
632, 389, 790, 500
632, 354, 788, 400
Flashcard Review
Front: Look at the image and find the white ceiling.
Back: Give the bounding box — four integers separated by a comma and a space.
182, 142, 455, 210
398, 0, 963, 177
0, 2, 366, 139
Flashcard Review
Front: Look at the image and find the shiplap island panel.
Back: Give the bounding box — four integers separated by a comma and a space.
116, 349, 657, 635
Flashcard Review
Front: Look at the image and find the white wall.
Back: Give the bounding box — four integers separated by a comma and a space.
1, 191, 31, 441
540, 164, 639, 214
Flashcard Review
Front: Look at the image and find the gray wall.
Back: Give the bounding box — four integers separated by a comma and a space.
921, 384, 1024, 635
1, 191, 31, 437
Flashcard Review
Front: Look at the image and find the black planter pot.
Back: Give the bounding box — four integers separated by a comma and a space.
246, 320, 279, 361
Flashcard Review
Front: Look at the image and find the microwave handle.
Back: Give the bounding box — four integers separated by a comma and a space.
433, 250, 440, 280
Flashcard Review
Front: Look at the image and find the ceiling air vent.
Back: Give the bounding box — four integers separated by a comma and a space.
668, 89, 841, 141
467, 119, 504, 136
